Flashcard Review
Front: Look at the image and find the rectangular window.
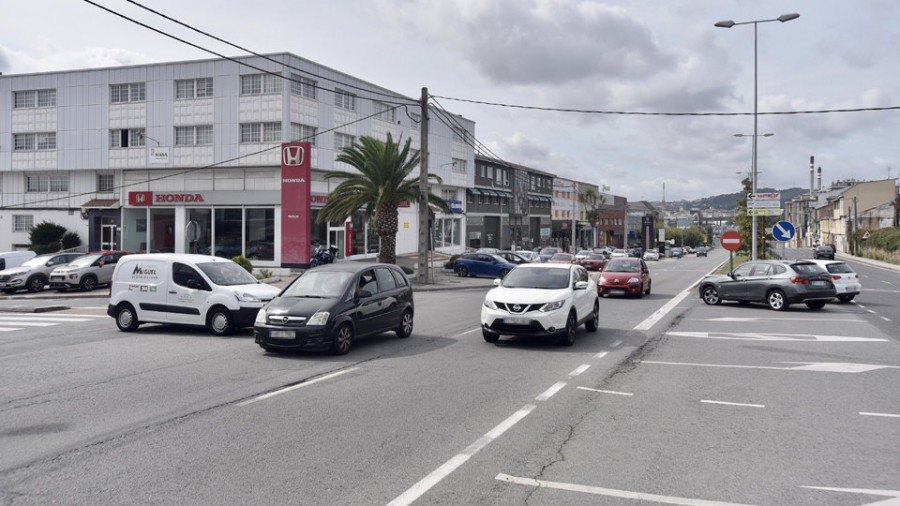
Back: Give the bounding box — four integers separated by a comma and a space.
291, 123, 317, 145
374, 102, 396, 122
13, 89, 56, 109
334, 132, 355, 151
452, 158, 467, 174
290, 75, 317, 99
49, 174, 68, 192
25, 174, 68, 193
38, 89, 57, 107
452, 127, 469, 144
110, 83, 146, 103
13, 215, 34, 232
239, 123, 281, 143
13, 133, 55, 151
196, 125, 213, 145
334, 89, 356, 111
175, 77, 214, 99
241, 74, 282, 95
98, 174, 115, 192
14, 91, 35, 109
175, 125, 214, 146
110, 128, 146, 148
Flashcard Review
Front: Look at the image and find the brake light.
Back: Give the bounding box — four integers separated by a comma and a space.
790, 276, 809, 284
831, 274, 841, 280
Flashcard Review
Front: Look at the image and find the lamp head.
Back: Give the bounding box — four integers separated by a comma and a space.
778, 13, 800, 22
714, 20, 735, 28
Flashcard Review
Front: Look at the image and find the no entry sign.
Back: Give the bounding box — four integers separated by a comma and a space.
721, 230, 742, 251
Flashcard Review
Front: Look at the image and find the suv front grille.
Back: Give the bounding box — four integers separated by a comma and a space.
496, 302, 541, 314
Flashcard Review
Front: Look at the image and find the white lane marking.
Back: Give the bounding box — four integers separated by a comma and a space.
388, 406, 536, 506
667, 331, 887, 342
634, 290, 691, 331
594, 351, 608, 359
800, 486, 900, 505
611, 339, 623, 347
577, 386, 633, 396
238, 367, 358, 406
643, 360, 899, 374
496, 473, 756, 505
0, 316, 93, 322
569, 364, 590, 377
882, 316, 892, 322
0, 322, 57, 327
456, 328, 481, 337
860, 412, 900, 419
701, 400, 765, 408
0, 327, 25, 332
705, 317, 862, 322
535, 381, 567, 401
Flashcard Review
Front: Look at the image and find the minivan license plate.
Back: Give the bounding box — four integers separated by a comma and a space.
270, 330, 294, 338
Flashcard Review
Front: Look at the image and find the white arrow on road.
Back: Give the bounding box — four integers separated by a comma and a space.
801, 487, 900, 505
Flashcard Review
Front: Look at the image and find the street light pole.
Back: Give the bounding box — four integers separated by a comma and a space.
716, 13, 799, 261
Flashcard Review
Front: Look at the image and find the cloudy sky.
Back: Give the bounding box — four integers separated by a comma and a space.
3, 0, 899, 202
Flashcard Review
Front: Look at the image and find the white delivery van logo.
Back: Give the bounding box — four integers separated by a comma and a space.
131, 264, 160, 281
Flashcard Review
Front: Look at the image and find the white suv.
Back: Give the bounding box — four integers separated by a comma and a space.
481, 263, 599, 346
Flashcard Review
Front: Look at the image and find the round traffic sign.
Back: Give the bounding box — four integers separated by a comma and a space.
721, 230, 742, 251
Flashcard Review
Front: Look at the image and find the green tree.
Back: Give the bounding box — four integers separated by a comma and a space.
578, 187, 607, 248
28, 221, 81, 254
318, 133, 450, 265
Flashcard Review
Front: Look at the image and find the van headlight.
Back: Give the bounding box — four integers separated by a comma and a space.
254, 309, 267, 325
236, 292, 261, 303
307, 311, 330, 326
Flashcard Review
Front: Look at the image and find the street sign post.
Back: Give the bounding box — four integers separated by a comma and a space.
721, 230, 742, 273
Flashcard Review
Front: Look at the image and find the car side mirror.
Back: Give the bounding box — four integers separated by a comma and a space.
98, 261, 105, 267
358, 289, 373, 298
574, 280, 589, 290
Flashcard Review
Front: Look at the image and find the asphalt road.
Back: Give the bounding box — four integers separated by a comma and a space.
0, 249, 897, 505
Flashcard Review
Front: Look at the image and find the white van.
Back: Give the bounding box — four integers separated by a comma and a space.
0, 250, 37, 271
107, 253, 282, 336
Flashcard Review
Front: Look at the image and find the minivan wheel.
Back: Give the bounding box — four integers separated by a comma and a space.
701, 286, 721, 305
80, 276, 97, 292
115, 303, 140, 332
805, 300, 827, 310
330, 323, 353, 355
767, 290, 788, 311
557, 311, 577, 346
26, 276, 45, 293
585, 302, 599, 332
208, 307, 235, 336
395, 309, 414, 338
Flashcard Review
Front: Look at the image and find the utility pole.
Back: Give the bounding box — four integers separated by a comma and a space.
571, 182, 577, 252
417, 87, 429, 283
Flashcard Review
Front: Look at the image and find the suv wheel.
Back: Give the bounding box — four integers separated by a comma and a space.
701, 286, 721, 305
26, 276, 45, 293
585, 302, 599, 332
805, 300, 827, 310
556, 311, 577, 346
80, 276, 97, 292
767, 289, 789, 311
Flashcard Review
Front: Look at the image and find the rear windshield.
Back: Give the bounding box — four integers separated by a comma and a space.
823, 263, 854, 274
790, 263, 825, 274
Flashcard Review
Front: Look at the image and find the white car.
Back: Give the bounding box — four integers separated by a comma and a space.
642, 250, 660, 261
480, 263, 599, 346
811, 259, 861, 302
610, 249, 628, 258
575, 249, 593, 261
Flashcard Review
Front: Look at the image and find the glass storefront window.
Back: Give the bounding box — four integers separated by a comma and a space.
309, 209, 328, 256
214, 208, 243, 259
150, 208, 176, 253
245, 208, 274, 261
187, 208, 212, 255
435, 217, 461, 249
123, 207, 147, 252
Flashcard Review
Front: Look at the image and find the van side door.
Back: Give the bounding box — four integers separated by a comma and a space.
166, 262, 211, 325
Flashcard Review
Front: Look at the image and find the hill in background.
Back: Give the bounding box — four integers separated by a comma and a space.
652, 187, 808, 211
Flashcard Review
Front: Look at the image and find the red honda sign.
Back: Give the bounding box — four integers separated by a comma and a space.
281, 142, 312, 266
721, 230, 742, 251
129, 191, 153, 206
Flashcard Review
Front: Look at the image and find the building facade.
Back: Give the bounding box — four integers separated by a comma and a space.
0, 53, 475, 265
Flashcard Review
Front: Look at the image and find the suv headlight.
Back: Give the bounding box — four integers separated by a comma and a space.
483, 298, 498, 310
540, 300, 566, 312
307, 311, 330, 326
236, 292, 261, 303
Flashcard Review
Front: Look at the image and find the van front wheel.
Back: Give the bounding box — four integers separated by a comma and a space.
208, 307, 234, 336
115, 303, 140, 332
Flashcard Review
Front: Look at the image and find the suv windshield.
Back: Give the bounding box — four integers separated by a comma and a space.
502, 267, 570, 289
197, 261, 259, 286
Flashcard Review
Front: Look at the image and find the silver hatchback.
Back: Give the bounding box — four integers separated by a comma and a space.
698, 260, 836, 311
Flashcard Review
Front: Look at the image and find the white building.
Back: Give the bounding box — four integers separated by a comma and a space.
0, 53, 474, 265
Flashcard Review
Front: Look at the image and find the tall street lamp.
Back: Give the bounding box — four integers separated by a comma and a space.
716, 13, 799, 260
733, 133, 773, 190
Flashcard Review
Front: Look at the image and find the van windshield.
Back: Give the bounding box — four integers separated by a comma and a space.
197, 261, 258, 286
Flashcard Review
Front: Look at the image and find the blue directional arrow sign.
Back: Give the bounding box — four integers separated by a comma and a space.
772, 220, 795, 242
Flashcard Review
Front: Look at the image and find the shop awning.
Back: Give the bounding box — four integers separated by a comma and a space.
467, 188, 484, 196
81, 199, 120, 209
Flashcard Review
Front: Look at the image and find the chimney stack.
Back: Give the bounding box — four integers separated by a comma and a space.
817, 166, 822, 191
809, 156, 815, 194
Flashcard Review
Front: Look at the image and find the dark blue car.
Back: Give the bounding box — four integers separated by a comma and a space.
453, 253, 516, 279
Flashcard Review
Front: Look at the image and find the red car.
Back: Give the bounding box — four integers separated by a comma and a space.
546, 253, 576, 264
579, 253, 607, 271
598, 258, 651, 298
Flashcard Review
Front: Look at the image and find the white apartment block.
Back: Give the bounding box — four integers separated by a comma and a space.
0, 53, 475, 265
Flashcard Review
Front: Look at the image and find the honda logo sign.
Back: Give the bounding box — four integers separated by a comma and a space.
282, 145, 305, 167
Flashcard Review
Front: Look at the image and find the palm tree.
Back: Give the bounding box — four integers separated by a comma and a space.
578, 187, 606, 248
318, 133, 451, 265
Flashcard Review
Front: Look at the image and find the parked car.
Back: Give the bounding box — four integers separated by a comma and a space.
496, 250, 531, 265
480, 263, 599, 346
254, 262, 414, 355
579, 253, 608, 271
671, 247, 684, 259
642, 249, 660, 261
108, 253, 281, 336
698, 260, 837, 311
598, 258, 652, 298
811, 259, 861, 303
547, 252, 576, 264
695, 247, 708, 257
0, 252, 83, 294
514, 250, 540, 262
814, 244, 836, 260
453, 253, 516, 279
538, 247, 561, 262
49, 250, 130, 291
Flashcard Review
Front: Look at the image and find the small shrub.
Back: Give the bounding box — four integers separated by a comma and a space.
256, 268, 273, 279
444, 254, 461, 269
401, 265, 414, 275
232, 256, 253, 273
